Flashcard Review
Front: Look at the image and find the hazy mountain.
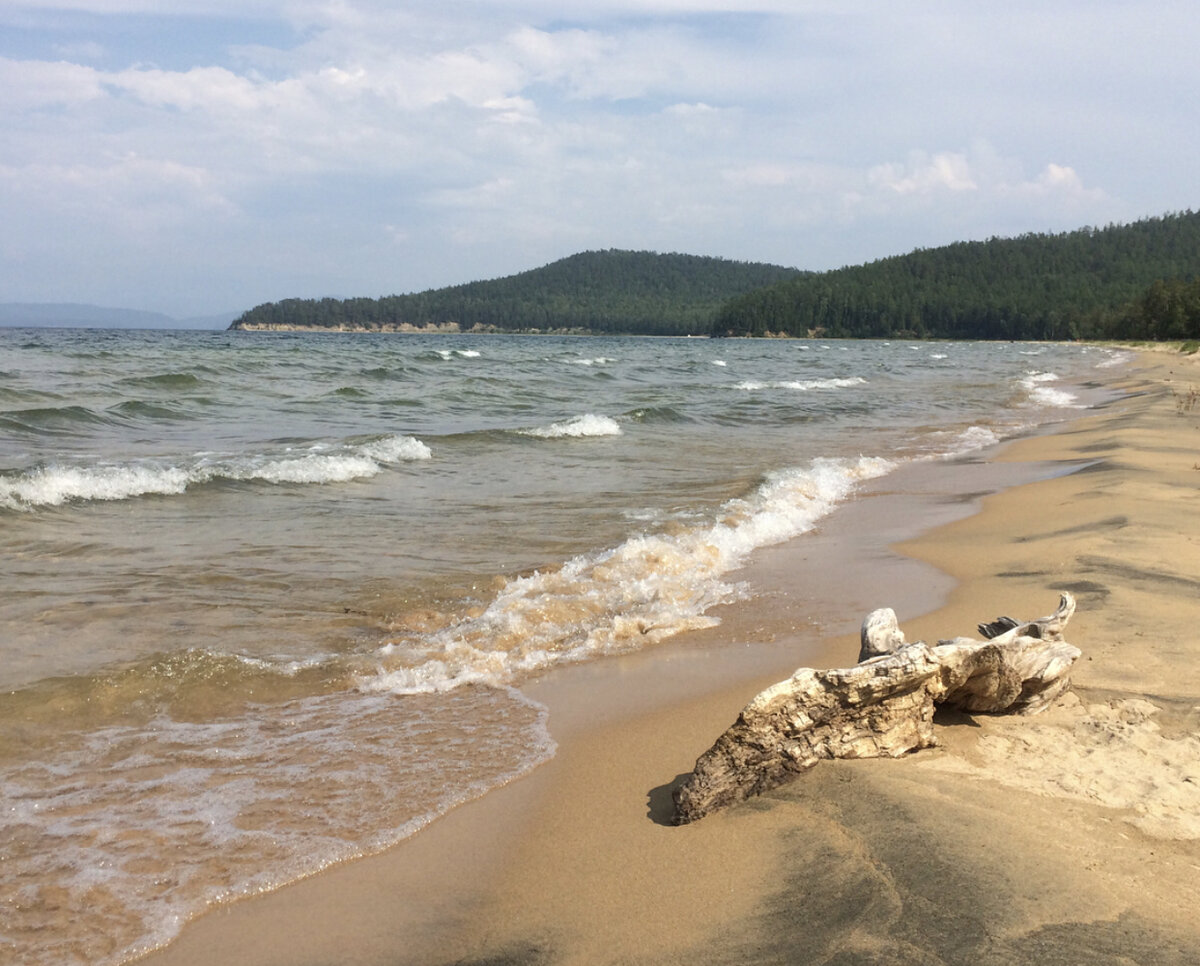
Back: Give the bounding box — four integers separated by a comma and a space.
0, 303, 238, 330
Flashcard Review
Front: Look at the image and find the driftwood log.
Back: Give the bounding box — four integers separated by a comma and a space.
672, 593, 1079, 824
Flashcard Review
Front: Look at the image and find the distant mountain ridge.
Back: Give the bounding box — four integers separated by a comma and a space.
0, 303, 238, 330
712, 211, 1200, 340
229, 250, 805, 336
232, 214, 1200, 341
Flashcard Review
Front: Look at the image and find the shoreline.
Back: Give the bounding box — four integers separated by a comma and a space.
139, 351, 1200, 965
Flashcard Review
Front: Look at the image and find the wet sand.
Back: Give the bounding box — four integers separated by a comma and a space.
140, 350, 1200, 966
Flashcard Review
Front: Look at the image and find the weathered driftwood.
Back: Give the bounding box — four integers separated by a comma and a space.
672, 593, 1079, 824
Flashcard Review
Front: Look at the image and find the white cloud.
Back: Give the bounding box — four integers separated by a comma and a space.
110, 64, 268, 112
663, 102, 718, 116
723, 163, 794, 188
428, 177, 518, 211
4, 0, 294, 14
0, 57, 105, 111
1028, 163, 1103, 200
868, 151, 978, 195
863, 147, 1106, 208
1, 155, 237, 224
0, 1, 1191, 314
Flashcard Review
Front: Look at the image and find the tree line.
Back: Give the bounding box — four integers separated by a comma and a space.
712, 211, 1200, 341
231, 213, 1200, 342
230, 250, 802, 336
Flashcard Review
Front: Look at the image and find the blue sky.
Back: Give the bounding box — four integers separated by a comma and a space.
1, 0, 1196, 317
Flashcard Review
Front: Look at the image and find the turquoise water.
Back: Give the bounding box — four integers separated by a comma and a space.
0, 328, 1126, 964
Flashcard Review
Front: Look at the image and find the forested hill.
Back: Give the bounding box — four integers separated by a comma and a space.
230, 251, 803, 336
713, 211, 1200, 341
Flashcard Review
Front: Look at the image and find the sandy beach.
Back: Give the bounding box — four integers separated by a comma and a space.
140, 349, 1200, 966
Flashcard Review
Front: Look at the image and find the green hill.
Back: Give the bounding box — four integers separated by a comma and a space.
712, 211, 1200, 340
230, 250, 803, 336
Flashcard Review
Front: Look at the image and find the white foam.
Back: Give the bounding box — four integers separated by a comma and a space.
1019, 371, 1082, 409
712, 360, 727, 367
947, 425, 1001, 455
358, 435, 433, 462
930, 353, 948, 360
0, 463, 191, 508
1094, 350, 1134, 369
231, 452, 381, 484
733, 376, 867, 392
361, 455, 894, 696
779, 376, 867, 391
519, 414, 622, 439
0, 434, 432, 510
1, 685, 553, 966
569, 357, 615, 366
436, 349, 481, 360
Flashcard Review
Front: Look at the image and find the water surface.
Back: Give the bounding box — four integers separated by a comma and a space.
0, 328, 1127, 965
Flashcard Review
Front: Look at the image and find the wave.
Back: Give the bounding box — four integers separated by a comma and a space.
355, 435, 433, 462
733, 376, 868, 392
0, 404, 114, 436
118, 372, 204, 390
1, 677, 553, 966
436, 349, 481, 360
108, 400, 191, 421
1019, 371, 1082, 408
1094, 349, 1134, 369
361, 455, 893, 694
624, 405, 691, 425
0, 434, 432, 510
360, 366, 408, 380
569, 357, 615, 366
0, 385, 62, 405
518, 414, 623, 439
1, 464, 193, 507
938, 424, 1003, 457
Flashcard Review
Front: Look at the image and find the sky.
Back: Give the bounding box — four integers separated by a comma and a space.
1, 1, 1197, 318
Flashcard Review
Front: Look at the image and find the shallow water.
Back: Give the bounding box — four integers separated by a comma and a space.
0, 328, 1128, 964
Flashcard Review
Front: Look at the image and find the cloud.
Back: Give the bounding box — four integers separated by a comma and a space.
52, 40, 107, 61
0, 56, 105, 110
1026, 162, 1104, 201
859, 145, 1109, 211
1, 154, 238, 228
0, 1, 1191, 314
868, 152, 978, 195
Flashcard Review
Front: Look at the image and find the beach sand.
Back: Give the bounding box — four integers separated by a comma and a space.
140, 350, 1200, 966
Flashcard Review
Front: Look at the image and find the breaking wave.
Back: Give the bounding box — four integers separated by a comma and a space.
361, 455, 893, 694
0, 434, 432, 510
1094, 350, 1135, 369
0, 681, 552, 966
1019, 371, 1082, 408
518, 414, 623, 439
733, 376, 867, 392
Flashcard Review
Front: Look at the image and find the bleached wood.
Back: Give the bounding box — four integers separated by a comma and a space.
673, 594, 1079, 824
